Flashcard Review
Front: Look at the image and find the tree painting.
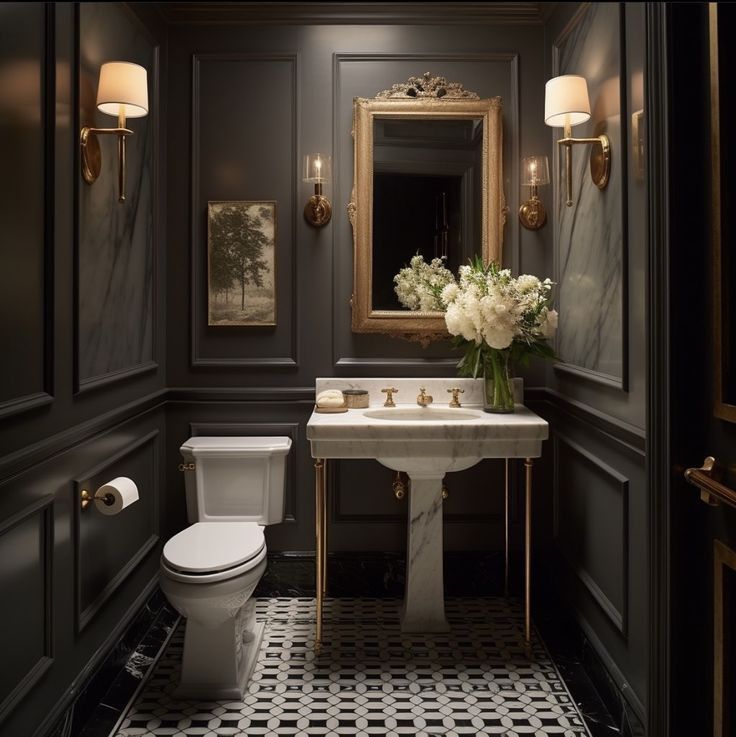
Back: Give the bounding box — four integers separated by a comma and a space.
207, 201, 276, 325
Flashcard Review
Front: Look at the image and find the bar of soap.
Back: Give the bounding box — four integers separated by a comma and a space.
316, 389, 345, 408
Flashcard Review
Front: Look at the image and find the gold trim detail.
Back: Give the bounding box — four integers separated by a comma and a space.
349, 93, 505, 341
375, 72, 480, 100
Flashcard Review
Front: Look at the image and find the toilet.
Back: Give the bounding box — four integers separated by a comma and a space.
160, 436, 291, 700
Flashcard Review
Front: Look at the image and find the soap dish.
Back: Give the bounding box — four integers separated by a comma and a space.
342, 389, 369, 409
314, 404, 348, 414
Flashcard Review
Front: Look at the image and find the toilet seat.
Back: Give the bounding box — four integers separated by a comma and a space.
162, 521, 266, 584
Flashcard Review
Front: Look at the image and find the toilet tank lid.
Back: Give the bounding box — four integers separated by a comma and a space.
181, 436, 292, 455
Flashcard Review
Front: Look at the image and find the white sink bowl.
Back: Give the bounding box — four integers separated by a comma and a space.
363, 408, 482, 422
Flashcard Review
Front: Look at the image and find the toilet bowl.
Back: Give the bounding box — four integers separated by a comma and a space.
159, 436, 291, 699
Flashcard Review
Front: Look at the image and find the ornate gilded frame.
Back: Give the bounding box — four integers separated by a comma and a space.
348, 76, 505, 344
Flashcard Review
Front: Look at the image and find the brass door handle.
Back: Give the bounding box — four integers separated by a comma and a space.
684, 456, 736, 508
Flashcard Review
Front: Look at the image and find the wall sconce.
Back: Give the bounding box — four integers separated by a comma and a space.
518, 155, 549, 230
544, 74, 610, 207
303, 153, 332, 227
80, 61, 148, 203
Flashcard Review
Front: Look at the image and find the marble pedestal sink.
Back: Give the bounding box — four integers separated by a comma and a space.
307, 378, 548, 638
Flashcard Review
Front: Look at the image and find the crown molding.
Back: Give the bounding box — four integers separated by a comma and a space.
156, 2, 546, 26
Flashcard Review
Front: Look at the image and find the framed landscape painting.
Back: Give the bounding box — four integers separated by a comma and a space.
207, 201, 277, 326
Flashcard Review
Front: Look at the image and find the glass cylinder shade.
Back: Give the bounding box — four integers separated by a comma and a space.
303, 153, 331, 184
521, 156, 550, 187
544, 74, 591, 128
96, 61, 148, 119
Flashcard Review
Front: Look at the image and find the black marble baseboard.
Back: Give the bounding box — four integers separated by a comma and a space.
46, 590, 178, 737
254, 550, 520, 598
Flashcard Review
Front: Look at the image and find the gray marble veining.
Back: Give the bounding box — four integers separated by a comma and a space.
77, 3, 155, 384
555, 2, 624, 381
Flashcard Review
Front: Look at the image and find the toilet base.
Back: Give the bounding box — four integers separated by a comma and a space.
174, 602, 265, 700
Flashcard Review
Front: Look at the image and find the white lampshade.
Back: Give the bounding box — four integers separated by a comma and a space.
544, 74, 591, 128
96, 61, 148, 119
303, 153, 331, 183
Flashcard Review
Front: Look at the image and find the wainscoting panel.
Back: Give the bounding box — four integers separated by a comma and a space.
76, 3, 159, 391
0, 2, 53, 418
554, 432, 629, 634
0, 496, 53, 724
74, 430, 160, 632
190, 53, 298, 369
188, 422, 300, 523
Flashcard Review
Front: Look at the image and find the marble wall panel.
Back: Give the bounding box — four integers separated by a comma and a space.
77, 3, 156, 388
554, 3, 625, 384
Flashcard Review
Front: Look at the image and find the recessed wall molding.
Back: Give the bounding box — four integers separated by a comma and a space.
553, 431, 629, 635
188, 422, 300, 523
0, 495, 54, 723
551, 2, 630, 391
73, 430, 160, 632
190, 53, 299, 369
0, 3, 55, 422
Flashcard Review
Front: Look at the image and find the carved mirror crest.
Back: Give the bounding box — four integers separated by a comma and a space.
349, 73, 505, 345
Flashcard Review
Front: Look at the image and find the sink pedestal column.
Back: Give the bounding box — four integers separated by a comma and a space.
401, 474, 449, 632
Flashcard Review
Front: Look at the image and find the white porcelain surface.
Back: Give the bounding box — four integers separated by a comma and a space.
307, 378, 548, 634
163, 521, 265, 573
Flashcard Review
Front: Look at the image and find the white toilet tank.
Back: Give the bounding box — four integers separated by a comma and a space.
179, 436, 292, 525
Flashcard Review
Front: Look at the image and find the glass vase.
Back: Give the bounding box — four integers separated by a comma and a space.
483, 349, 515, 413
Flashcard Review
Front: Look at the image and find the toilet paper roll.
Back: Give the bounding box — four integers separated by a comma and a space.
95, 476, 139, 516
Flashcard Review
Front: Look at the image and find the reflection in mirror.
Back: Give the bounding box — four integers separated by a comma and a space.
371, 118, 483, 310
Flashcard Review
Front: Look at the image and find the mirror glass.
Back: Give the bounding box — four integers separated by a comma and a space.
371, 117, 484, 311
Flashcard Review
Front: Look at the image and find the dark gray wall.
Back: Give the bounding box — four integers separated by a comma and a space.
0, 3, 166, 735
165, 12, 554, 553
538, 1, 649, 724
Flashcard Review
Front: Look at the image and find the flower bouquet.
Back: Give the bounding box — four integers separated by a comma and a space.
394, 255, 558, 412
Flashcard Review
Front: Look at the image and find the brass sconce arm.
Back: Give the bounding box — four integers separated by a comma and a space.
80, 124, 135, 203
556, 123, 610, 207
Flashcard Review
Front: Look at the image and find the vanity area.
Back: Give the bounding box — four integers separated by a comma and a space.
307, 378, 548, 649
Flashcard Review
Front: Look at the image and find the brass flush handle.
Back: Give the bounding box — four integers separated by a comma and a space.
178, 463, 196, 472
392, 472, 407, 500
447, 387, 465, 408
381, 387, 398, 407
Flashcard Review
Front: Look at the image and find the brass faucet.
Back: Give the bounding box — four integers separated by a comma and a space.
447, 387, 465, 408
381, 387, 398, 407
416, 387, 433, 407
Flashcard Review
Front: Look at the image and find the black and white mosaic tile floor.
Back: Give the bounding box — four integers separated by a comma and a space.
115, 598, 592, 737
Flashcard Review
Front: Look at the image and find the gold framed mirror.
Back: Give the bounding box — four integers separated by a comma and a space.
348, 74, 505, 345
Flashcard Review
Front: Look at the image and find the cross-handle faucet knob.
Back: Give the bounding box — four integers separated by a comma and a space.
381, 387, 398, 407
447, 387, 465, 408
417, 387, 433, 407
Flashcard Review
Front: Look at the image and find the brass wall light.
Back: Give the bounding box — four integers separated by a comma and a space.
544, 74, 610, 207
303, 153, 332, 226
519, 155, 549, 230
80, 61, 149, 203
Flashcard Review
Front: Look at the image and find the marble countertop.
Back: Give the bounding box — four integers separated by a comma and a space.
307, 378, 548, 464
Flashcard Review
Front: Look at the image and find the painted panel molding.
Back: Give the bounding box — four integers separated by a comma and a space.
190, 53, 298, 369
0, 496, 53, 723
552, 3, 628, 388
554, 432, 629, 634
74, 430, 160, 632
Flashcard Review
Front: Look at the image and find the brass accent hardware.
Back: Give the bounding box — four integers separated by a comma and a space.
416, 388, 433, 407
392, 472, 407, 500
441, 484, 449, 500
558, 124, 611, 206
684, 456, 736, 508
714, 539, 736, 737
80, 124, 134, 202
381, 387, 398, 407
178, 463, 196, 472
518, 187, 547, 230
304, 190, 333, 227
80, 488, 115, 511
314, 459, 327, 652
447, 387, 465, 408
524, 457, 533, 651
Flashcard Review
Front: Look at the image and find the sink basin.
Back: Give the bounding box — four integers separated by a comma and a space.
363, 408, 482, 422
